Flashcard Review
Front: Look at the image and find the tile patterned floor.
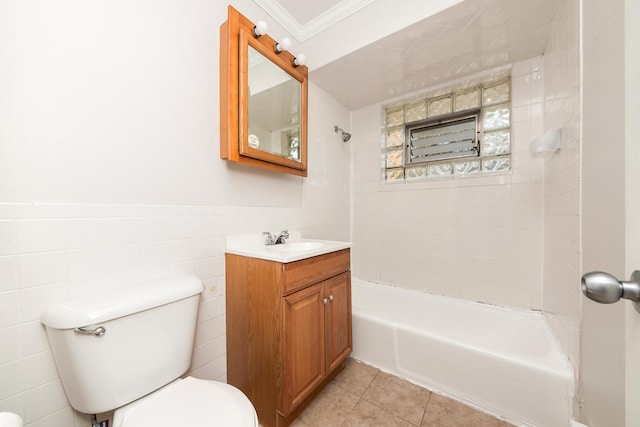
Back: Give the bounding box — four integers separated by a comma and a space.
292, 358, 514, 427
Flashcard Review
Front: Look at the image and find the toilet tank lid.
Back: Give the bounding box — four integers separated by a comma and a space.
41, 273, 204, 329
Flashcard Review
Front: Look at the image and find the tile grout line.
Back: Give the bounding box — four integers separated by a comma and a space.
418, 391, 433, 427
339, 368, 379, 426
347, 363, 431, 427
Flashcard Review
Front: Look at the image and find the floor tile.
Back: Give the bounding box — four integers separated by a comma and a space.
296, 382, 360, 427
332, 357, 379, 397
344, 399, 415, 427
361, 371, 430, 425
320, 381, 361, 408
421, 393, 510, 427
292, 358, 512, 427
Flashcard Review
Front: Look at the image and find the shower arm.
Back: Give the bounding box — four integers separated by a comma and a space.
334, 125, 351, 142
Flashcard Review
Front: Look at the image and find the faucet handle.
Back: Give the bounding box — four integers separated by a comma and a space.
275, 230, 290, 244
262, 231, 275, 245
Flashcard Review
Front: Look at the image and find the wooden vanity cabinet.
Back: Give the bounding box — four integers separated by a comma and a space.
226, 249, 352, 427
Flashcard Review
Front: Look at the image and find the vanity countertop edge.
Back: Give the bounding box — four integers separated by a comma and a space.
225, 232, 351, 263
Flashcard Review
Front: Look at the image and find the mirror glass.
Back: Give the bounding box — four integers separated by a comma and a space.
247, 45, 301, 161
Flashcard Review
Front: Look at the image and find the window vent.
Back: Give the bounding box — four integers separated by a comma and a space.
406, 111, 479, 165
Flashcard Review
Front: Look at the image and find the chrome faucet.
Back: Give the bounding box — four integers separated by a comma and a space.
263, 230, 289, 245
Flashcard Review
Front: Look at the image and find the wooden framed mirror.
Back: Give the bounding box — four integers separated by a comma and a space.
220, 6, 308, 176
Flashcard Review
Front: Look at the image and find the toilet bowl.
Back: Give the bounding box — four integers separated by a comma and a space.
0, 413, 23, 427
113, 377, 258, 427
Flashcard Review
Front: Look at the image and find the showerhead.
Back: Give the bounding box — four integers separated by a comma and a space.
334, 125, 352, 142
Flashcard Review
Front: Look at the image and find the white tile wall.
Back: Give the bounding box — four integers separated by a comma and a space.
0, 221, 18, 255
541, 0, 582, 373
18, 253, 68, 289
0, 256, 17, 292
17, 220, 66, 254
350, 59, 545, 310
23, 380, 68, 424
0, 200, 350, 426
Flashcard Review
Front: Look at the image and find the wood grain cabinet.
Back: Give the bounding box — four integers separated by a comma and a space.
226, 249, 352, 427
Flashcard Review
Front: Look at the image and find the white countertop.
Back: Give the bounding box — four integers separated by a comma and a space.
225, 231, 351, 263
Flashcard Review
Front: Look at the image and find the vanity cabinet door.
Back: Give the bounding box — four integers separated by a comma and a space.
324, 272, 352, 373
281, 272, 353, 416
282, 282, 325, 416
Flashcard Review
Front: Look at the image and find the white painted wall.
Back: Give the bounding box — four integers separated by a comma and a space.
625, 2, 640, 425
0, 1, 350, 425
0, 0, 306, 207
350, 59, 545, 310
580, 0, 626, 425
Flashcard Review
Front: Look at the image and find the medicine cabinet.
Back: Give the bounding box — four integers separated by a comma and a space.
220, 5, 308, 176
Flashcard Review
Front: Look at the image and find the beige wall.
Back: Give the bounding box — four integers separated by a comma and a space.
580, 0, 627, 425
625, 0, 640, 425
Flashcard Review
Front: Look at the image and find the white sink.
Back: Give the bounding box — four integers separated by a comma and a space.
225, 232, 350, 263
266, 241, 326, 253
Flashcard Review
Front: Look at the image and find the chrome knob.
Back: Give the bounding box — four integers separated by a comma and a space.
581, 270, 640, 312
581, 271, 623, 303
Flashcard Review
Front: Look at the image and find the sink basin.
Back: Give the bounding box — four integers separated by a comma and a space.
266, 241, 326, 252
225, 232, 350, 263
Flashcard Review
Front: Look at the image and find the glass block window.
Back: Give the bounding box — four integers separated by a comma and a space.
386, 127, 404, 148
382, 76, 511, 181
428, 96, 452, 117
405, 101, 427, 122
454, 89, 480, 112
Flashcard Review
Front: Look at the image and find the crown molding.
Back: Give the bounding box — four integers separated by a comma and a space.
253, 0, 376, 42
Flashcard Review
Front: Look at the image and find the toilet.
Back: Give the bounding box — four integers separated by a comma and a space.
41, 273, 257, 427
0, 413, 23, 427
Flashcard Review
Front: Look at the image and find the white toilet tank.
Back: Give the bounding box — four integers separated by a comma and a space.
41, 273, 204, 415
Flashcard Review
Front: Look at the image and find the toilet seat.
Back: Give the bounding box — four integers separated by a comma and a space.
113, 376, 257, 427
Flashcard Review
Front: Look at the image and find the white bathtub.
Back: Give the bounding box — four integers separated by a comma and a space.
351, 280, 574, 427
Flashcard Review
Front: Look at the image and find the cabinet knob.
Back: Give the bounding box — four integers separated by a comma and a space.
322, 298, 328, 305
329, 294, 334, 301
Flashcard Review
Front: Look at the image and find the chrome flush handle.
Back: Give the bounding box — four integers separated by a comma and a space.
74, 325, 106, 337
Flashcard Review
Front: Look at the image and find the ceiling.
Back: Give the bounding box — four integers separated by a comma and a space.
253, 0, 377, 42
255, 0, 561, 110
